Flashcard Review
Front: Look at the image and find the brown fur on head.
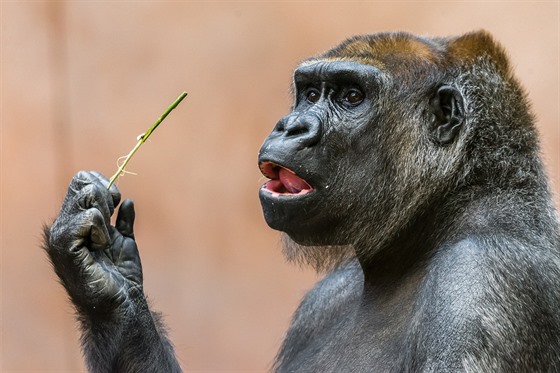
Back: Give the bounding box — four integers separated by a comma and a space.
314, 30, 512, 79
446, 31, 511, 75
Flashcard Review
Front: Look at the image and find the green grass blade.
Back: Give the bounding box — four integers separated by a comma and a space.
107, 91, 188, 189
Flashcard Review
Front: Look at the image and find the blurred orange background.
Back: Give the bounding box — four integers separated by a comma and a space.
1, 2, 558, 371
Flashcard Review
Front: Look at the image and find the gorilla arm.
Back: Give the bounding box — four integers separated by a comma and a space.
44, 171, 181, 372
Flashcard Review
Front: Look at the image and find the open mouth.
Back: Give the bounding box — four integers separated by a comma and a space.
260, 162, 314, 196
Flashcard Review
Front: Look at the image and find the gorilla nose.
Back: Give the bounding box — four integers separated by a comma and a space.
274, 113, 322, 149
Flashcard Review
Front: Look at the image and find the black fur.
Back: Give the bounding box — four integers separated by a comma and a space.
44, 31, 560, 372
259, 31, 560, 372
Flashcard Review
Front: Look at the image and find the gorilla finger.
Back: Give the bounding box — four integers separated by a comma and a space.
119, 238, 143, 284
84, 209, 111, 251
90, 171, 122, 208
85, 173, 120, 216
63, 171, 113, 211
63, 170, 98, 205
67, 184, 113, 230
116, 199, 135, 238
50, 208, 110, 254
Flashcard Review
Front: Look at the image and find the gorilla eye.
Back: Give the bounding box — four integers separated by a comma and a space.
344, 89, 364, 105
305, 88, 321, 103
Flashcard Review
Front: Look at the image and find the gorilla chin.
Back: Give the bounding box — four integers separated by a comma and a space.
258, 160, 326, 238
259, 172, 353, 273
258, 186, 333, 245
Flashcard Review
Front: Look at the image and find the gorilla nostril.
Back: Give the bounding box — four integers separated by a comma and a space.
286, 127, 308, 138
280, 114, 322, 148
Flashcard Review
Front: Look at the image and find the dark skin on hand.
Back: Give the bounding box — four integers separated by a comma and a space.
44, 31, 560, 372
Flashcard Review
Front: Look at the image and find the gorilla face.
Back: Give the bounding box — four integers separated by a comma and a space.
258, 36, 468, 250
258, 60, 384, 246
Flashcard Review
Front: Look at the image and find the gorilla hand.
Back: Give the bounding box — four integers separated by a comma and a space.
45, 170, 143, 316
44, 171, 182, 372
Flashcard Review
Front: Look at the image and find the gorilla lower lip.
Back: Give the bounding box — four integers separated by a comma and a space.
260, 162, 314, 196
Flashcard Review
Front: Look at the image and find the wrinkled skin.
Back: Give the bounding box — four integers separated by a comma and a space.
44, 171, 181, 372
47, 171, 141, 313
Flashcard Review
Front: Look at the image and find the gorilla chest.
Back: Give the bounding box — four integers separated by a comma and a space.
277, 298, 411, 372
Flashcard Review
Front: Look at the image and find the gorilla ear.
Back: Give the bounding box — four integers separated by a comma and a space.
430, 85, 465, 145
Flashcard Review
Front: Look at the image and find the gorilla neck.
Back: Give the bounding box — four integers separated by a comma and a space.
351, 192, 465, 285
282, 173, 556, 285
281, 201, 443, 278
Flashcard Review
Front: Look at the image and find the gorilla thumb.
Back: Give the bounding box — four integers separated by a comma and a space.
116, 199, 135, 238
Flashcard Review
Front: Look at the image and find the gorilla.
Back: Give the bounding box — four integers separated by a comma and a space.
44, 31, 560, 372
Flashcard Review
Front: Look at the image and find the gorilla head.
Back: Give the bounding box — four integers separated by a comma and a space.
258, 31, 541, 271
